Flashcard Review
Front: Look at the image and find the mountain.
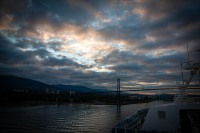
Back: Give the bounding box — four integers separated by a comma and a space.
0, 75, 105, 93
0, 75, 56, 92
53, 84, 106, 93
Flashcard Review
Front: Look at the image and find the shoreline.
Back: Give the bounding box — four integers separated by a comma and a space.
0, 99, 165, 107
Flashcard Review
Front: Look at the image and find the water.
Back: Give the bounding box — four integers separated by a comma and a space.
0, 101, 167, 133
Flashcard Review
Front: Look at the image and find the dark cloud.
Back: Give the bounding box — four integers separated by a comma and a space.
0, 36, 48, 64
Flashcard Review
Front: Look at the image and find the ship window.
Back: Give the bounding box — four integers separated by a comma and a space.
158, 111, 166, 119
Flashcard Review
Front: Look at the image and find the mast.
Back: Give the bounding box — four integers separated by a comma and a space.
174, 44, 200, 103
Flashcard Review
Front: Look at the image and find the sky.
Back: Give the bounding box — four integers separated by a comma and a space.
0, 0, 200, 91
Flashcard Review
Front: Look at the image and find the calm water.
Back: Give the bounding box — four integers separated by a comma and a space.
0, 101, 167, 133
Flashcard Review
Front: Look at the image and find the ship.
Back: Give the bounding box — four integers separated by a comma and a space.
112, 57, 200, 133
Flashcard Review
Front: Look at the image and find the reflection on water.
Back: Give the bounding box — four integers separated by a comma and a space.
0, 101, 168, 133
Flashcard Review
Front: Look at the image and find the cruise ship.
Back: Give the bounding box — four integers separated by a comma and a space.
112, 60, 200, 133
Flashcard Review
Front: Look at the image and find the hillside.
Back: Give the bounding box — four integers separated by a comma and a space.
0, 75, 102, 93
0, 75, 56, 92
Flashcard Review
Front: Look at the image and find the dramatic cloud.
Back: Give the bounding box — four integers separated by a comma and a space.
0, 0, 200, 92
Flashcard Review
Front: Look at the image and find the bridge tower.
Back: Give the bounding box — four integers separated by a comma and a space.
116, 78, 121, 113
117, 78, 120, 104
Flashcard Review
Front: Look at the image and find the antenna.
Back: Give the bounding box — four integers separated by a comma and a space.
186, 41, 190, 62
181, 63, 184, 82
181, 63, 184, 84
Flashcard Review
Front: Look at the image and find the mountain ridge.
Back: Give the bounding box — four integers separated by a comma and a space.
0, 75, 105, 93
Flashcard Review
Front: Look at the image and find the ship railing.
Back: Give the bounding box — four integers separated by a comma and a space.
111, 108, 148, 133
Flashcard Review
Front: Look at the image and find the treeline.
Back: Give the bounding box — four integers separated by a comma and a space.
0, 89, 174, 106
0, 90, 122, 105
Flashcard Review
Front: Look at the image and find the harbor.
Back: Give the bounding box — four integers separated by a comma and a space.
0, 101, 167, 133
